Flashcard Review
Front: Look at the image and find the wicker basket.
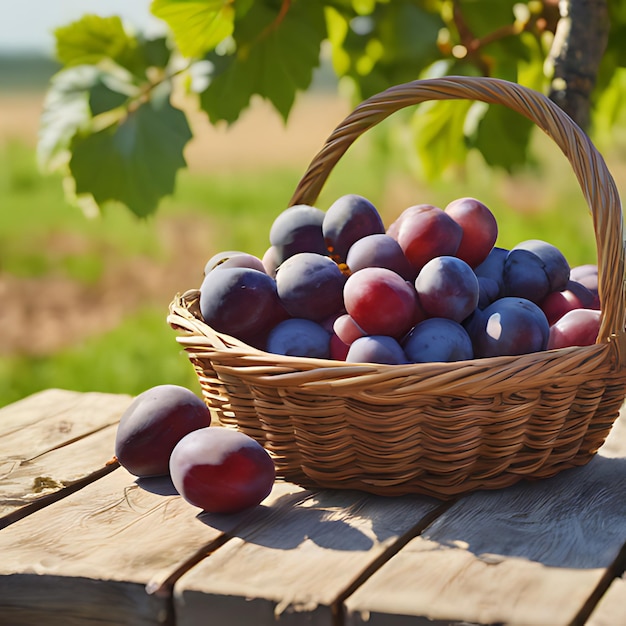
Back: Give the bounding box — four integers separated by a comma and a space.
168, 76, 626, 499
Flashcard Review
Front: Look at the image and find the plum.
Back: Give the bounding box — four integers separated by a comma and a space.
444, 197, 498, 268
346, 335, 408, 365
199, 266, 283, 341
333, 313, 368, 345
474, 247, 508, 295
346, 233, 416, 281
540, 279, 600, 325
266, 318, 331, 358
323, 194, 385, 262
262, 245, 280, 277
503, 239, 570, 303
343, 267, 417, 338
477, 276, 501, 309
470, 297, 550, 358
547, 308, 602, 349
403, 318, 474, 363
170, 427, 275, 514
275, 252, 346, 321
115, 385, 212, 478
388, 204, 463, 272
204, 251, 265, 275
269, 204, 327, 263
329, 332, 350, 361
414, 255, 479, 322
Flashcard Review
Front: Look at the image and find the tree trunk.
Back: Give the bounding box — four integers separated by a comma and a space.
547, 0, 610, 130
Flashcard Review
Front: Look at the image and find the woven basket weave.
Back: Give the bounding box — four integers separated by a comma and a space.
168, 76, 626, 499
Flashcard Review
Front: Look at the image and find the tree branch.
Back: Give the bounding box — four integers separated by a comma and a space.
547, 0, 610, 130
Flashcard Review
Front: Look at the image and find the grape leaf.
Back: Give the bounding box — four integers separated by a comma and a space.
38, 66, 98, 172
376, 2, 442, 66
592, 68, 626, 144
151, 0, 235, 58
88, 73, 137, 116
454, 0, 517, 39
473, 104, 534, 171
69, 96, 193, 217
412, 99, 472, 180
328, 2, 443, 100
325, 6, 351, 75
54, 14, 142, 74
200, 0, 326, 124
139, 36, 173, 69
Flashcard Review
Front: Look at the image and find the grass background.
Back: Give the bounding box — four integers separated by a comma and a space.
0, 54, 618, 408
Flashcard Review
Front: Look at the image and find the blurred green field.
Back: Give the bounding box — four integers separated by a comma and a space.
0, 84, 615, 408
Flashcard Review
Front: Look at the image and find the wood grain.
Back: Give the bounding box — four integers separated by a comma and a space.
343, 412, 626, 626
2, 390, 625, 626
0, 464, 308, 625
0, 389, 132, 527
172, 490, 443, 625
0, 424, 119, 527
0, 388, 132, 456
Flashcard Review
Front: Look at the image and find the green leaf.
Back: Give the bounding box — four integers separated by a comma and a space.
38, 64, 143, 174
200, 0, 326, 124
88, 73, 137, 116
516, 32, 549, 93
412, 99, 473, 180
151, 0, 235, 58
197, 53, 249, 123
376, 3, 443, 65
38, 66, 98, 172
454, 0, 517, 40
473, 104, 534, 171
54, 14, 141, 72
592, 67, 626, 144
69, 97, 193, 217
327, 1, 443, 101
139, 36, 173, 69
325, 6, 351, 75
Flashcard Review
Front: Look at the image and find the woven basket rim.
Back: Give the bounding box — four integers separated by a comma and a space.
168, 288, 625, 399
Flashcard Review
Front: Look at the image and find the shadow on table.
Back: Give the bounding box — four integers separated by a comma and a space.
195, 485, 442, 552
135, 451, 626, 567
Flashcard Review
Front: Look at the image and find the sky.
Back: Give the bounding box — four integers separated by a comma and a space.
0, 1, 159, 54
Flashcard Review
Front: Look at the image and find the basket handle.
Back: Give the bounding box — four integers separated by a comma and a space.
289, 76, 625, 346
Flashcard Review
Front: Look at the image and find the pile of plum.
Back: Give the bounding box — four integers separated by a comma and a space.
199, 195, 601, 365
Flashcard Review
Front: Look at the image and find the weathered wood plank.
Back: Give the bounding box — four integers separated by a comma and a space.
0, 424, 119, 527
343, 414, 626, 626
0, 464, 308, 626
0, 388, 132, 458
0, 389, 133, 527
587, 575, 626, 626
3, 391, 625, 625
172, 490, 445, 625
0, 388, 78, 433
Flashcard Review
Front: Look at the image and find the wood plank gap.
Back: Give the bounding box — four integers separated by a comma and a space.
331, 497, 458, 626
147, 532, 234, 598
570, 538, 626, 626
0, 460, 120, 530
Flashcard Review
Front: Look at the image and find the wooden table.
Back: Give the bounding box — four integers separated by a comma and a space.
1, 389, 625, 626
